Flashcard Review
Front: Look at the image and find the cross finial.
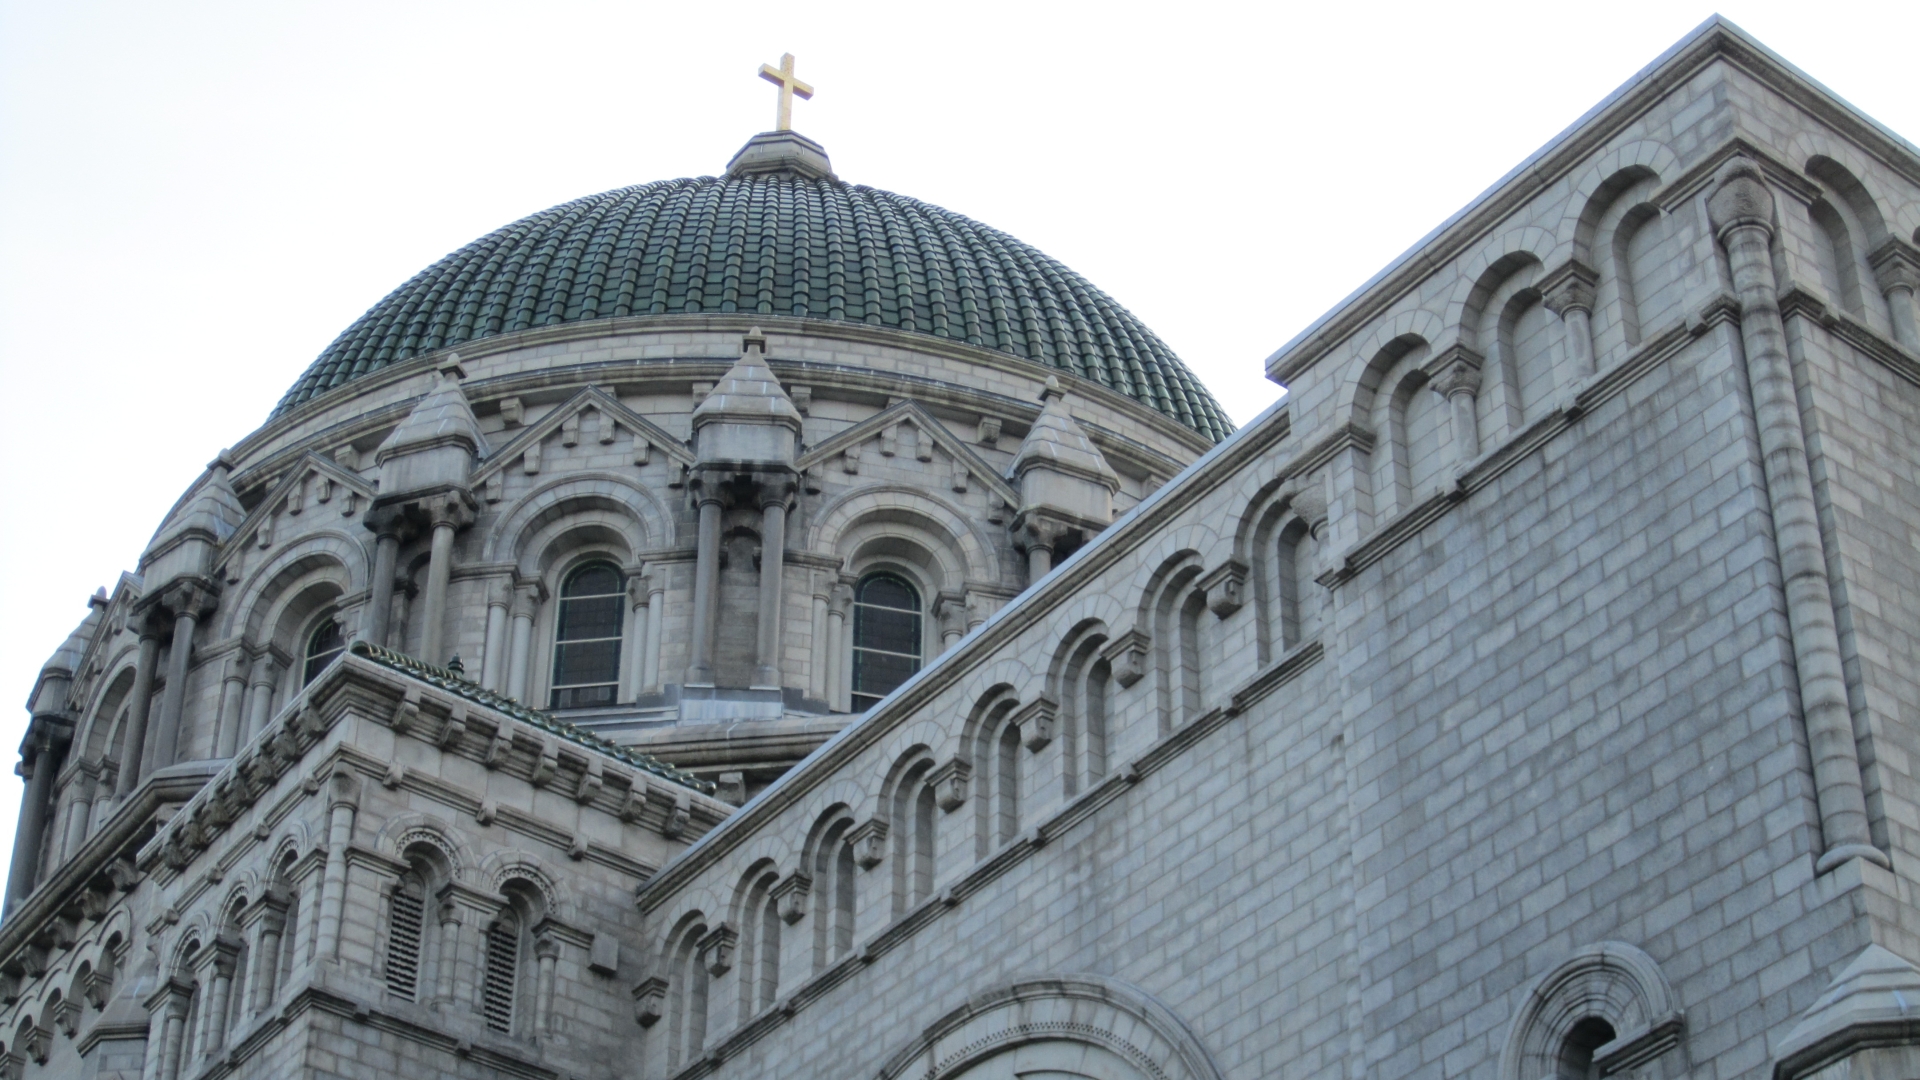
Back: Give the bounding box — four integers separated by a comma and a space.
758, 53, 814, 132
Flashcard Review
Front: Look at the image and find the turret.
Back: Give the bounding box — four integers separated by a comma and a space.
4, 594, 102, 916
686, 329, 803, 687
364, 355, 487, 665
137, 452, 242, 600
1009, 377, 1120, 579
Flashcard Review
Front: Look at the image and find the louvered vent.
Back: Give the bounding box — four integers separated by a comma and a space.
483, 921, 519, 1032
384, 887, 425, 1000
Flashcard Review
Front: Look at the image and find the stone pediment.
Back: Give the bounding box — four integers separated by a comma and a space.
795, 400, 1019, 507
470, 385, 695, 487
216, 451, 376, 571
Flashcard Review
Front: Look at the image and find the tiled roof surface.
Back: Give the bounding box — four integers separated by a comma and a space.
350, 641, 714, 794
278, 175, 1233, 441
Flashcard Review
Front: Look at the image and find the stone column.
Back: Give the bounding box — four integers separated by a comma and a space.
200, 935, 240, 1054
624, 574, 651, 701
809, 586, 830, 700
312, 771, 361, 963
151, 605, 201, 771
4, 730, 63, 914
1430, 359, 1483, 470
534, 934, 560, 1032
1541, 262, 1599, 378
1870, 243, 1920, 350
826, 581, 852, 711
480, 579, 510, 692
506, 582, 543, 703
1708, 158, 1884, 872
686, 494, 724, 685
243, 889, 288, 1016
754, 495, 789, 687
89, 763, 116, 834
433, 897, 463, 1008
115, 628, 161, 796
364, 528, 401, 647
59, 773, 94, 863
245, 659, 277, 741
935, 594, 966, 650
141, 978, 191, 1080
643, 573, 666, 693
420, 510, 459, 666
215, 653, 250, 758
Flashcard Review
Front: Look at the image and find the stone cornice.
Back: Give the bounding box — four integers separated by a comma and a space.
1264, 17, 1920, 387
635, 401, 1293, 910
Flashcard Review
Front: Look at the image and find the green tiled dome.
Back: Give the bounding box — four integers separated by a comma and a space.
278, 172, 1232, 441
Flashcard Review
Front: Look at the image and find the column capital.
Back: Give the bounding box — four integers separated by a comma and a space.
1868, 239, 1920, 294
1706, 156, 1777, 241
1429, 358, 1483, 399
511, 579, 548, 618
1538, 260, 1599, 316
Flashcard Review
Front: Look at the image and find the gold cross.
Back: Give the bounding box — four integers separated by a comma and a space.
758, 53, 814, 132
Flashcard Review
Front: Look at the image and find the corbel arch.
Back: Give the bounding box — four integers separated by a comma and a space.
1786, 132, 1898, 246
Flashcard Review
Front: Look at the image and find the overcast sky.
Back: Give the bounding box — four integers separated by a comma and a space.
2, 0, 1916, 866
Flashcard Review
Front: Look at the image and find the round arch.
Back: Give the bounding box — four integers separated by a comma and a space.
876, 974, 1225, 1080
482, 473, 672, 566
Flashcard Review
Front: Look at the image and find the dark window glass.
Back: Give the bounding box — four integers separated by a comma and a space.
551, 563, 624, 709
851, 573, 921, 710
303, 617, 345, 686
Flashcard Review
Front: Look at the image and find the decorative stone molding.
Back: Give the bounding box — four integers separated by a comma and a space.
1101, 630, 1150, 688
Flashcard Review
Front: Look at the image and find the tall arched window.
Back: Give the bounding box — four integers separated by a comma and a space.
851, 573, 922, 710
550, 563, 624, 709
302, 617, 344, 686
482, 909, 521, 1033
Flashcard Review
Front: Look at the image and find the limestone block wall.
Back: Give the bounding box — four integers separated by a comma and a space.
624, 23, 1920, 1080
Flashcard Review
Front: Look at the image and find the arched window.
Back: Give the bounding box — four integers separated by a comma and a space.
482, 909, 521, 1033
550, 563, 624, 709
851, 573, 922, 710
384, 873, 427, 1001
302, 617, 345, 686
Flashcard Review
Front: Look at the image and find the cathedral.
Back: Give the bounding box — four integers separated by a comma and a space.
7, 16, 1920, 1080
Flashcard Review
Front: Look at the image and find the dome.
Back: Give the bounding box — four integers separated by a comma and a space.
278, 142, 1232, 441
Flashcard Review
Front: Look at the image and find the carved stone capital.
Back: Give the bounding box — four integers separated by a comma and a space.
1706, 157, 1777, 240
1538, 260, 1600, 316
848, 819, 889, 870
1100, 630, 1150, 688
1198, 559, 1250, 618
1429, 358, 1483, 400
632, 975, 668, 1026
770, 872, 811, 925
1869, 239, 1920, 295
929, 758, 971, 812
1012, 696, 1058, 752
696, 923, 737, 976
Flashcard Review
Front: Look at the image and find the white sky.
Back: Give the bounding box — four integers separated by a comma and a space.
2, 0, 1916, 870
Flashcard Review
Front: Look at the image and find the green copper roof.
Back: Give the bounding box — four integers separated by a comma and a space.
278, 174, 1232, 441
